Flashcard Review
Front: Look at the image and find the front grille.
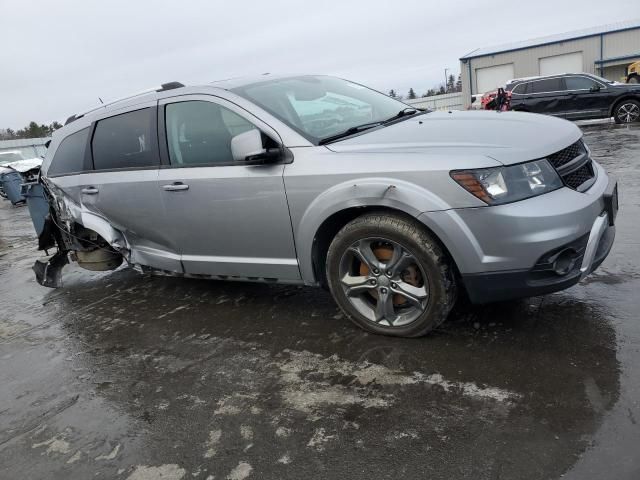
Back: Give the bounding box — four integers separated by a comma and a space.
563, 162, 594, 189
547, 140, 587, 169
546, 140, 595, 191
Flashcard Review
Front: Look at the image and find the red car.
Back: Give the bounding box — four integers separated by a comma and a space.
481, 88, 512, 111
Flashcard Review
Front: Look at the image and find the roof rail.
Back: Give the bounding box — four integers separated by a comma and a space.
64, 81, 185, 125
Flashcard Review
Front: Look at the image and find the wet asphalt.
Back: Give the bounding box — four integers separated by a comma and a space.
0, 123, 639, 480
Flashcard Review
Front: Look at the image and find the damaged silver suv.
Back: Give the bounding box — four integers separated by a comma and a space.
33, 75, 618, 337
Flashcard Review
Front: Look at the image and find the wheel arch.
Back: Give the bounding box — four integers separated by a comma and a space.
309, 205, 460, 289
295, 178, 455, 285
609, 95, 640, 118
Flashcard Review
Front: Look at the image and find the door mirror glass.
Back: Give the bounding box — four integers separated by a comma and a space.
231, 129, 267, 162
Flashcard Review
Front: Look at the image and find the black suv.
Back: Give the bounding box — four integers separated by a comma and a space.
507, 73, 640, 123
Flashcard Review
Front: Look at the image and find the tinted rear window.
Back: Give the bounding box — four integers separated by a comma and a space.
48, 127, 90, 177
92, 108, 158, 170
530, 78, 563, 94
511, 83, 528, 94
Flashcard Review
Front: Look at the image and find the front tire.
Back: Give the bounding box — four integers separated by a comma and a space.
326, 213, 456, 337
613, 99, 640, 124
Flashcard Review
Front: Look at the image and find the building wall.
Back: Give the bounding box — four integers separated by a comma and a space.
461, 36, 600, 107
603, 28, 640, 59
603, 64, 628, 82
460, 27, 640, 108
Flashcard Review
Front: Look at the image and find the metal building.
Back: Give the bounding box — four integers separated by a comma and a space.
460, 19, 640, 108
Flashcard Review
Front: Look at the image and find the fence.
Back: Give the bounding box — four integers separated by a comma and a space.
403, 92, 464, 111
0, 137, 50, 160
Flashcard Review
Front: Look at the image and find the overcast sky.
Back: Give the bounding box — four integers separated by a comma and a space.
0, 0, 636, 128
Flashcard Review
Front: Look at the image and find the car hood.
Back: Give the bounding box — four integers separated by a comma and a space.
5, 158, 42, 173
611, 83, 640, 92
325, 110, 582, 165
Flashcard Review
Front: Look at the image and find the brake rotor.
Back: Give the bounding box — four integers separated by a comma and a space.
358, 243, 422, 306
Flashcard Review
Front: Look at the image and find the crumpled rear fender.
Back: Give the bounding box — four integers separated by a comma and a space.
78, 211, 127, 250
46, 183, 128, 253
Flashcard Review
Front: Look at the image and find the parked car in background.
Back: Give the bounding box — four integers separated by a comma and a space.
506, 73, 640, 123
31, 75, 616, 337
0, 150, 43, 202
480, 88, 512, 111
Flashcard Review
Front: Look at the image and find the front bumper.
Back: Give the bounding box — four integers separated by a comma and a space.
461, 214, 615, 303
418, 163, 617, 304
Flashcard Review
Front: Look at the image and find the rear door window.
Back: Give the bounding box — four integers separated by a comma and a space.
530, 78, 564, 94
511, 83, 528, 94
92, 108, 158, 170
48, 127, 90, 177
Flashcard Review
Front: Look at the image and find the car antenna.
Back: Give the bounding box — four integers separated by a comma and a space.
98, 97, 104, 104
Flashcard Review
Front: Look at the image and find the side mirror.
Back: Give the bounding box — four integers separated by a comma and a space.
231, 129, 266, 162
590, 84, 601, 92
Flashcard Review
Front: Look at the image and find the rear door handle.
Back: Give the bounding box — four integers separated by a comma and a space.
81, 187, 99, 195
163, 182, 189, 191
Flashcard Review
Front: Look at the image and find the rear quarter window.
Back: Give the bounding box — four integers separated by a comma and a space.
47, 127, 90, 177
92, 108, 158, 170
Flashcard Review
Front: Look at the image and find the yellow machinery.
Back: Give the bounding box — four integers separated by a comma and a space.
625, 60, 640, 83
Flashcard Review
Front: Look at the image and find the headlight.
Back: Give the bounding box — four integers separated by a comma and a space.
451, 159, 563, 205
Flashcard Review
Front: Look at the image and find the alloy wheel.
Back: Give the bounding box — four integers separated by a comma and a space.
618, 103, 640, 123
338, 237, 429, 327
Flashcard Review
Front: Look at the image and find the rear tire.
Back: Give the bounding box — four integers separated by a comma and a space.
613, 99, 640, 124
326, 213, 456, 337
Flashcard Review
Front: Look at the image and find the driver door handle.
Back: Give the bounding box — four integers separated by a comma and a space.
163, 182, 189, 192
81, 187, 99, 195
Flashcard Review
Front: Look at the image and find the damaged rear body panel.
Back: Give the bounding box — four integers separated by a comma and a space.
32, 178, 126, 287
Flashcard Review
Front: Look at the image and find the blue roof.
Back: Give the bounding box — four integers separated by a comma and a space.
461, 19, 640, 60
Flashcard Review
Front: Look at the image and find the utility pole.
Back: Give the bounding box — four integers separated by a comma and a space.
444, 68, 449, 93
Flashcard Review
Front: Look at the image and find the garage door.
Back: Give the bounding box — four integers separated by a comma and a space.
475, 63, 515, 93
539, 52, 584, 76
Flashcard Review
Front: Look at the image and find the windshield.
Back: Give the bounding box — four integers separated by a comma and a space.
231, 76, 411, 144
0, 151, 26, 165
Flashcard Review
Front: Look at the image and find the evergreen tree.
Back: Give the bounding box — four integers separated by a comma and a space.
388, 89, 397, 98
407, 88, 417, 99
446, 74, 456, 93
1, 121, 62, 139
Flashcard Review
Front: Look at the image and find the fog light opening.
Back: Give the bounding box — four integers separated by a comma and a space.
553, 249, 578, 276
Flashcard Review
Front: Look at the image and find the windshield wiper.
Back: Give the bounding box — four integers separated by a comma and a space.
318, 108, 424, 146
381, 107, 420, 124
318, 121, 384, 145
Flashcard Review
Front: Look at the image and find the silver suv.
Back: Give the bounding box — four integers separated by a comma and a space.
33, 75, 618, 337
